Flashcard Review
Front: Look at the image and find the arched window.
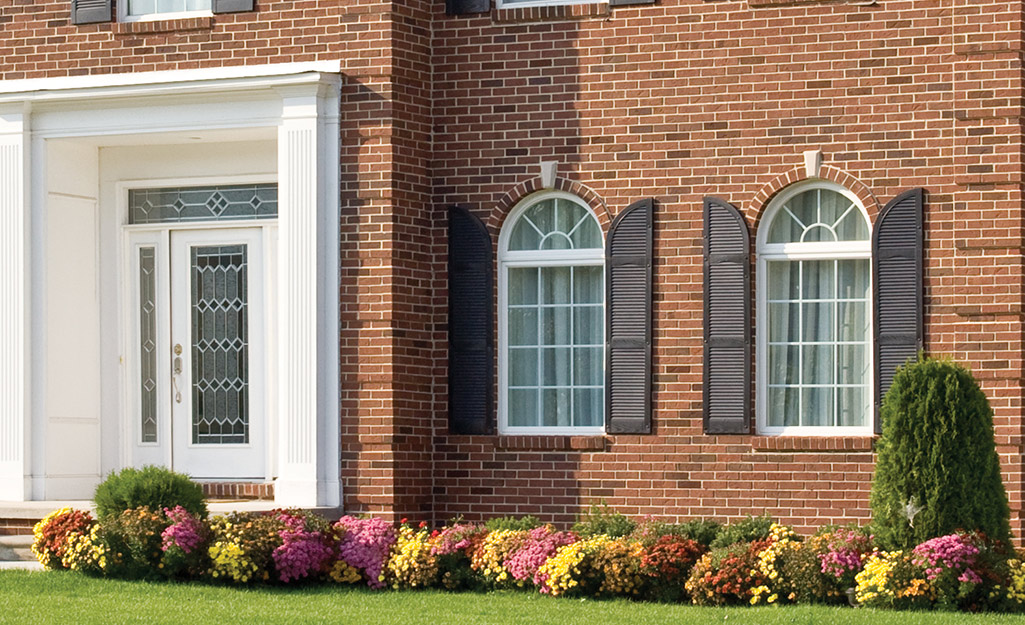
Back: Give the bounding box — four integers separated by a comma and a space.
499, 192, 605, 434
757, 182, 872, 434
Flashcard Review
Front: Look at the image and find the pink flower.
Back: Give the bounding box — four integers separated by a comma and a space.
273, 529, 335, 583
504, 526, 576, 586
334, 516, 397, 589
817, 527, 873, 581
161, 506, 206, 554
912, 533, 981, 581
430, 523, 486, 556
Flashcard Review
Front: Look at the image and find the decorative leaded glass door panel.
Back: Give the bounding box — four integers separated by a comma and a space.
168, 228, 266, 478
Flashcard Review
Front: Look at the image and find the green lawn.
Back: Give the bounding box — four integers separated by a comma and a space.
1, 570, 1022, 625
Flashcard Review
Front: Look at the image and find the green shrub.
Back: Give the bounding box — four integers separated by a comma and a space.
94, 466, 207, 520
483, 515, 541, 532
571, 502, 637, 538
709, 515, 774, 549
870, 356, 1010, 549
668, 519, 723, 548
633, 519, 722, 548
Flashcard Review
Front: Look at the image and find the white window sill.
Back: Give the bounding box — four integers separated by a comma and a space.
121, 10, 214, 23
496, 0, 600, 7
756, 426, 874, 437
499, 426, 605, 436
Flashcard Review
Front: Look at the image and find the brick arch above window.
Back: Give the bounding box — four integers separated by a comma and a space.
749, 165, 880, 232
488, 177, 611, 235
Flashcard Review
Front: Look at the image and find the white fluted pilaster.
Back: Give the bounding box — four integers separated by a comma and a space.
274, 79, 341, 507
0, 106, 30, 501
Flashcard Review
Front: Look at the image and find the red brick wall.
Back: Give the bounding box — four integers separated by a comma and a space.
431, 0, 1025, 537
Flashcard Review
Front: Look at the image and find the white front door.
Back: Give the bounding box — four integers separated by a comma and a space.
169, 228, 265, 478
128, 226, 267, 479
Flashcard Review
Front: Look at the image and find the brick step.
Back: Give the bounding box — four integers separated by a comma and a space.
0, 519, 35, 537
199, 481, 274, 501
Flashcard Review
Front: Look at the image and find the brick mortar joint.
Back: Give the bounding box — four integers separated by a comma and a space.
494, 435, 609, 451
750, 436, 877, 453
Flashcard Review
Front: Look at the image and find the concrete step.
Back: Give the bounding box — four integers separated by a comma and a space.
0, 535, 34, 562
0, 560, 43, 571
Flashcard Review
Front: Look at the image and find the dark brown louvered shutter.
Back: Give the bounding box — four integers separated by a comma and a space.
605, 199, 653, 434
448, 206, 493, 435
703, 197, 751, 434
71, 0, 111, 24
873, 188, 924, 433
213, 0, 255, 13
446, 0, 489, 15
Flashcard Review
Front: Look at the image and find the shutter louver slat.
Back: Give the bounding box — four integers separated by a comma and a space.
703, 197, 751, 434
213, 0, 255, 13
71, 0, 111, 24
449, 206, 494, 435
606, 198, 654, 434
872, 188, 924, 434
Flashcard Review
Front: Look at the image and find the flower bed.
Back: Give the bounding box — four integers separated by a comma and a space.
30, 508, 1025, 613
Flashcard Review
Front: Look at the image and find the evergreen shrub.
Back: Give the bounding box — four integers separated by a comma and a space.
709, 515, 774, 549
93, 465, 207, 520
870, 356, 1010, 549
483, 515, 541, 532
571, 502, 637, 538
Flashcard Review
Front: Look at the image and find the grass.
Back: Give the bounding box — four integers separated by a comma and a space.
1, 570, 1023, 625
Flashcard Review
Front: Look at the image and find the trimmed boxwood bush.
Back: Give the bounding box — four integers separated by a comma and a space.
870, 356, 1010, 549
572, 502, 637, 538
709, 515, 773, 549
94, 466, 207, 520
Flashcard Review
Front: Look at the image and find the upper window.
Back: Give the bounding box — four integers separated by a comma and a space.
757, 183, 872, 434
499, 193, 605, 434
122, 0, 212, 21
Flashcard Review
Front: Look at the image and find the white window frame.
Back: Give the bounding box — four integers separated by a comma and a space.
119, 0, 214, 23
498, 190, 605, 435
756, 180, 874, 436
496, 0, 601, 9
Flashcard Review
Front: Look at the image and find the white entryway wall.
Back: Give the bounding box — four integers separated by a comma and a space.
0, 63, 342, 507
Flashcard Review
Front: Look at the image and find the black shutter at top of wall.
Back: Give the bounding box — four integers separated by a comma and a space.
71, 0, 111, 24
872, 188, 924, 433
605, 198, 654, 434
448, 205, 494, 435
446, 0, 490, 16
702, 197, 751, 435
213, 0, 255, 13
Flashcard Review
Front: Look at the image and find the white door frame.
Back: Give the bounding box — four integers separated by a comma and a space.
120, 175, 278, 482
0, 65, 341, 506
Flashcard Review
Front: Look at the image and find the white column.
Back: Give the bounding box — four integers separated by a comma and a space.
0, 105, 30, 501
274, 78, 341, 507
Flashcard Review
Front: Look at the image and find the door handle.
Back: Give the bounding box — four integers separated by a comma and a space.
172, 343, 183, 403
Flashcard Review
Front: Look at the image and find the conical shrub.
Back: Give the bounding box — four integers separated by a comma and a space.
870, 356, 1010, 549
